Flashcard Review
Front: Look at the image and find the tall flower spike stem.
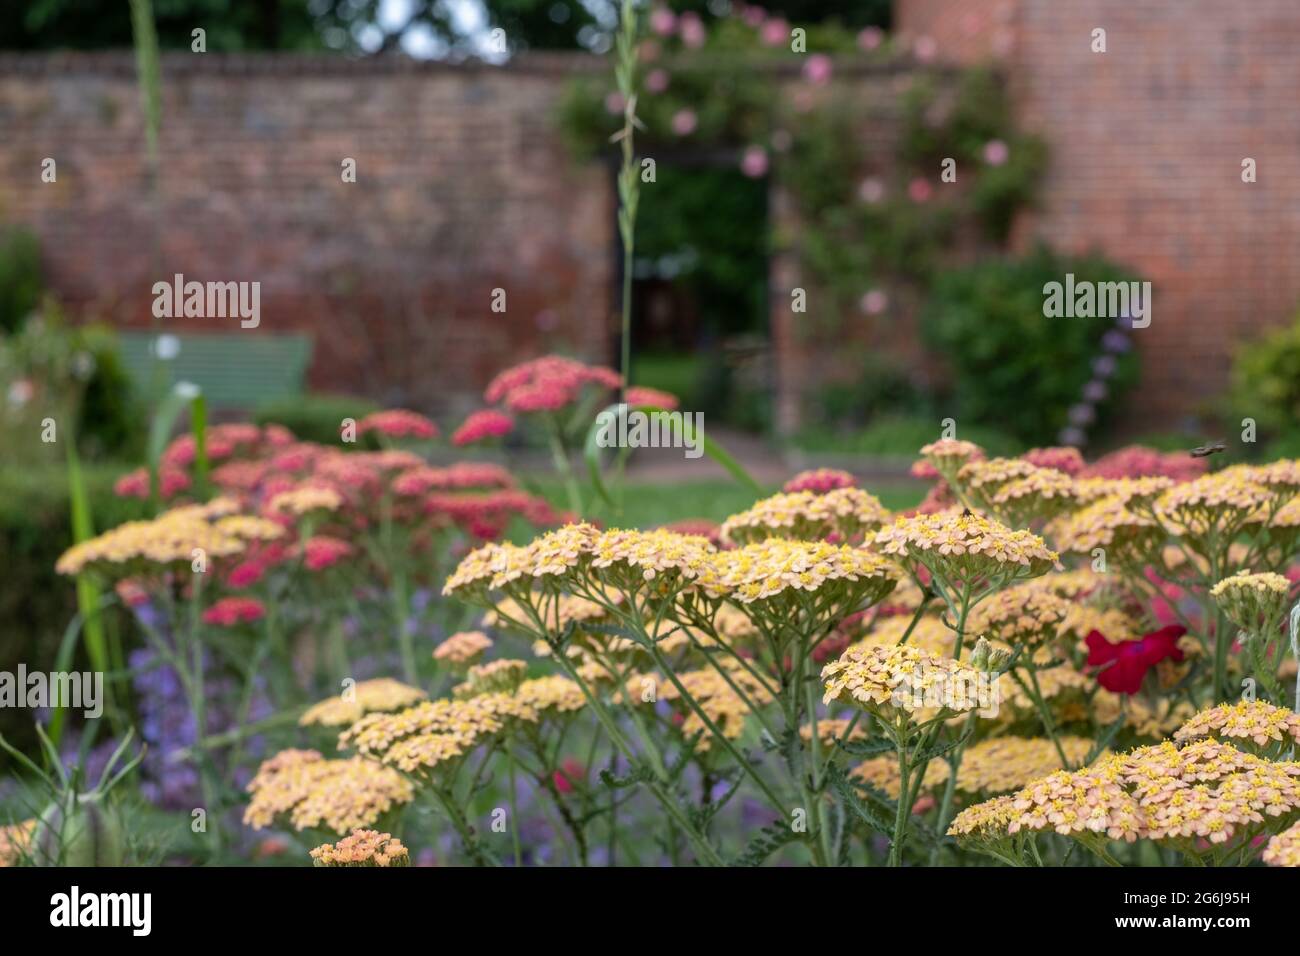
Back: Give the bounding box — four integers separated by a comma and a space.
613, 0, 642, 394
1290, 601, 1300, 719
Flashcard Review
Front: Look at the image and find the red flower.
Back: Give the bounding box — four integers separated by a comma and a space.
1085, 625, 1185, 695
782, 468, 857, 494
624, 386, 680, 411
356, 409, 439, 440
552, 758, 585, 794
202, 597, 267, 628
451, 409, 515, 446
302, 535, 354, 572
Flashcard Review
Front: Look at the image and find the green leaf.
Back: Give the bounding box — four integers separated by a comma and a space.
732, 819, 801, 867
147, 382, 206, 511
826, 763, 894, 837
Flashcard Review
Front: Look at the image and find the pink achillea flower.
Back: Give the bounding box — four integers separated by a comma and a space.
485, 355, 621, 413
660, 518, 722, 547
1081, 445, 1208, 482
1022, 446, 1086, 476
782, 468, 857, 494
392, 462, 515, 495
203, 596, 267, 627
452, 409, 515, 446
114, 467, 191, 500
356, 409, 439, 440
741, 146, 769, 178
302, 535, 354, 571
803, 54, 833, 85
624, 386, 679, 410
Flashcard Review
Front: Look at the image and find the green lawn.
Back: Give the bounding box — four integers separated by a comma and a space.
528, 477, 924, 529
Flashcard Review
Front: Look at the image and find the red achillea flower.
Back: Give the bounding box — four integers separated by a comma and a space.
624, 386, 679, 411
783, 468, 857, 494
1080, 445, 1207, 482
302, 535, 354, 571
553, 758, 585, 794
211, 460, 268, 493
451, 409, 515, 446
356, 409, 439, 440
484, 355, 621, 413
114, 467, 191, 500
426, 490, 561, 539
202, 596, 267, 627
227, 559, 268, 589
911, 481, 956, 515
1023, 446, 1086, 476
269, 444, 320, 473
393, 463, 515, 496
262, 424, 296, 448
1085, 624, 1186, 694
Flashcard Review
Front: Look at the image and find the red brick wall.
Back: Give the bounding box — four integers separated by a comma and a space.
0, 53, 613, 417
896, 0, 1300, 427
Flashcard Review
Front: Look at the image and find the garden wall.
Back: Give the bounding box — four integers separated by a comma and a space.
899, 0, 1300, 427
0, 52, 614, 417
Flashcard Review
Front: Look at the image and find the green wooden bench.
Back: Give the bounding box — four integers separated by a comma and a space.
116, 331, 313, 411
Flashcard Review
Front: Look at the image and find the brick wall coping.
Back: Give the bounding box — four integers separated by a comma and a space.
0, 50, 961, 80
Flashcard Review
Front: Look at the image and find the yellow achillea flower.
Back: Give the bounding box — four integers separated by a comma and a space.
957, 457, 1038, 495
299, 678, 427, 727
1174, 700, 1300, 750
243, 749, 414, 834
0, 819, 35, 867
310, 829, 410, 867
800, 717, 868, 749
1006, 755, 1143, 841
485, 593, 612, 634
1210, 570, 1292, 632
950, 736, 1097, 795
988, 468, 1077, 524
968, 584, 1071, 650
719, 487, 889, 545
821, 644, 995, 718
56, 511, 246, 577
1093, 691, 1195, 738
699, 539, 896, 608
656, 664, 773, 749
1263, 820, 1300, 867
920, 438, 984, 481
875, 511, 1058, 586
1070, 476, 1174, 506
441, 540, 529, 599
1048, 495, 1161, 560
266, 486, 344, 516
454, 659, 528, 698
213, 515, 286, 542
947, 793, 1019, 841
1154, 472, 1273, 540
851, 754, 947, 798
433, 630, 494, 666
850, 613, 954, 658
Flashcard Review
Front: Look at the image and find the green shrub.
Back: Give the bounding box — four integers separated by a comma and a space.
1228, 309, 1300, 445
0, 462, 146, 747
920, 245, 1142, 446
0, 226, 42, 334
252, 392, 379, 445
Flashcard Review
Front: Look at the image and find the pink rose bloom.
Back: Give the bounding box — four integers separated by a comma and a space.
761, 18, 789, 47
858, 177, 885, 203
914, 35, 938, 61
740, 145, 769, 178
649, 7, 676, 36
908, 178, 933, 202
678, 12, 706, 48
802, 53, 832, 85
671, 108, 698, 136
857, 27, 884, 51
860, 289, 888, 315
645, 68, 669, 93
983, 139, 1009, 166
